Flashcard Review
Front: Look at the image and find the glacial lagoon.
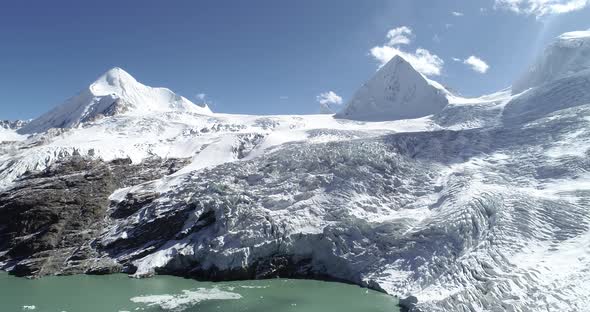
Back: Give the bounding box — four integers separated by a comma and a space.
0, 272, 400, 312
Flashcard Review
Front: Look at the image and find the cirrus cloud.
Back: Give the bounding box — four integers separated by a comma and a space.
494, 0, 589, 16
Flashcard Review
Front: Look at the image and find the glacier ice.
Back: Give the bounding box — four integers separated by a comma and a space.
513, 29, 590, 94
1, 31, 590, 312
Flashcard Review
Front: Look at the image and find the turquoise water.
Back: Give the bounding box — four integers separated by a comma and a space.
0, 272, 399, 312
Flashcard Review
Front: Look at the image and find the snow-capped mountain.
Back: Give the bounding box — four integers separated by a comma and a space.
0, 120, 28, 143
336, 55, 448, 121
513, 29, 590, 94
18, 67, 212, 134
2, 30, 590, 312
0, 120, 28, 130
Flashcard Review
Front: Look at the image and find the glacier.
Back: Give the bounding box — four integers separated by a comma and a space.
1, 31, 590, 312
513, 29, 590, 94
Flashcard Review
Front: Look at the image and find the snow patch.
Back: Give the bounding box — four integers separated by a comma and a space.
0, 127, 26, 142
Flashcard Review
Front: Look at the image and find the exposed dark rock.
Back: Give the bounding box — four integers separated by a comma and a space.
158, 254, 362, 289
0, 156, 190, 277
110, 192, 159, 219
101, 209, 192, 254
174, 208, 216, 240
399, 296, 422, 312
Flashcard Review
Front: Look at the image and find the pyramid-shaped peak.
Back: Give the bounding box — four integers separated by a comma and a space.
335, 55, 448, 121
383, 54, 411, 68
377, 55, 424, 80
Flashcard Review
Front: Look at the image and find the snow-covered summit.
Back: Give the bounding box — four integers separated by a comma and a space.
513, 29, 590, 94
335, 55, 448, 121
558, 29, 590, 40
5, 29, 590, 312
18, 67, 212, 134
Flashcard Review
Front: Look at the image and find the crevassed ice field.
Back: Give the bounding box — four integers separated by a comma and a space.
1, 28, 590, 312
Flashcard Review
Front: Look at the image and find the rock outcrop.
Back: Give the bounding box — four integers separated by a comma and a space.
0, 156, 189, 277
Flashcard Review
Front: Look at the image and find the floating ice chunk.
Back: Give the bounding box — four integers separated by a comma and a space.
130, 288, 241, 311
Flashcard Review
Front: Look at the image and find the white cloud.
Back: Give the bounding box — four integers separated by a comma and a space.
452, 57, 462, 62
195, 93, 206, 101
452, 11, 464, 16
370, 26, 444, 76
386, 26, 413, 46
317, 91, 343, 114
316, 91, 343, 106
370, 46, 444, 76
463, 55, 490, 73
494, 0, 589, 16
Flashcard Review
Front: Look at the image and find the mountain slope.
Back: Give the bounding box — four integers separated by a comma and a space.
513, 29, 590, 94
336, 55, 448, 121
1, 30, 590, 312
504, 68, 590, 125
18, 68, 212, 134
0, 120, 28, 142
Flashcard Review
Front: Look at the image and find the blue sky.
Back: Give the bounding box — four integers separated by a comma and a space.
1, 0, 589, 120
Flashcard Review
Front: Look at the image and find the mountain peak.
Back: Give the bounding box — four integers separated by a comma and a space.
384, 54, 410, 68
18, 68, 212, 134
105, 66, 129, 74
335, 55, 448, 121
513, 29, 590, 94
89, 67, 139, 96
100, 67, 136, 82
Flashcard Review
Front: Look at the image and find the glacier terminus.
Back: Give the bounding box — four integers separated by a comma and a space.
2, 30, 590, 312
